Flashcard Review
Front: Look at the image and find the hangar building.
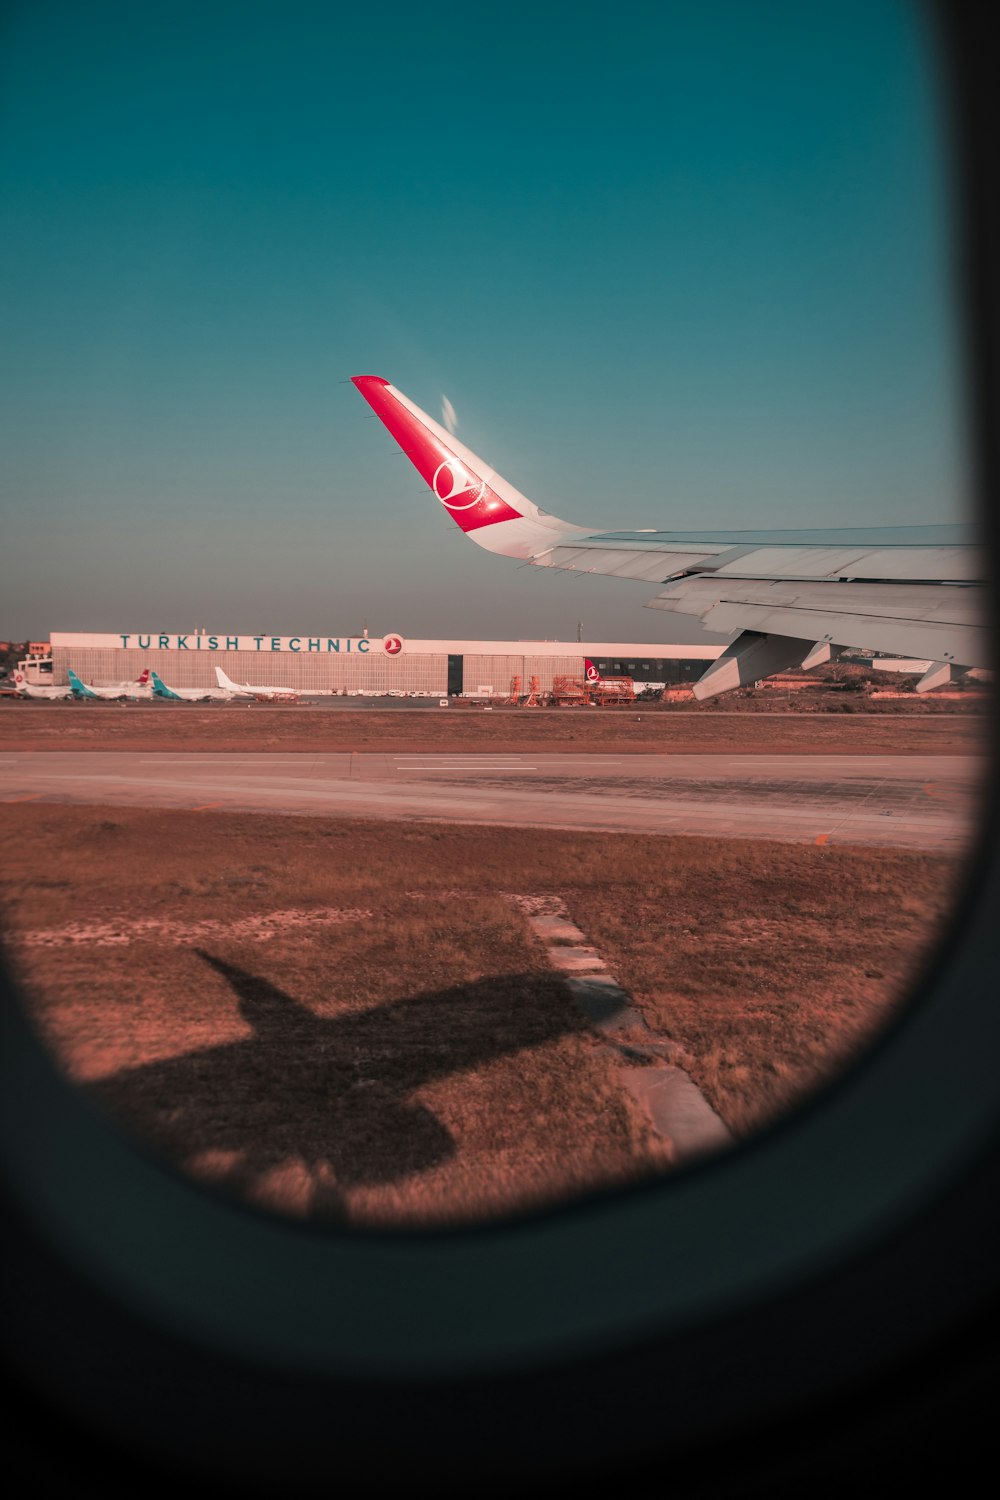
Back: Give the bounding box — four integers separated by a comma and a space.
46, 632, 726, 695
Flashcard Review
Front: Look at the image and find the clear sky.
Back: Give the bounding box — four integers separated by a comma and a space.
0, 0, 970, 643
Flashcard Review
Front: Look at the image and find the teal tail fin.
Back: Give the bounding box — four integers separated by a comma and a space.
150, 671, 180, 699
67, 668, 96, 698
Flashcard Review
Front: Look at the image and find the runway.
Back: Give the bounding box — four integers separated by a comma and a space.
0, 751, 981, 850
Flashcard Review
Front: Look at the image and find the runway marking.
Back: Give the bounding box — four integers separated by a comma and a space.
394, 765, 538, 772
389, 756, 626, 768
1, 792, 43, 804
191, 802, 224, 811
140, 756, 315, 763
393, 758, 534, 767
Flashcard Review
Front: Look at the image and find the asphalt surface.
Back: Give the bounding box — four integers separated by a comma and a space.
0, 751, 981, 851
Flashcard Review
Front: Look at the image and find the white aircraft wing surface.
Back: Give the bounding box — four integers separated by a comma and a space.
352, 376, 987, 697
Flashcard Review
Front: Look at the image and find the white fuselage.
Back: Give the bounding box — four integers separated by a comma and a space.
215, 667, 298, 700
153, 676, 232, 702
73, 681, 152, 700
166, 687, 231, 701
12, 675, 71, 699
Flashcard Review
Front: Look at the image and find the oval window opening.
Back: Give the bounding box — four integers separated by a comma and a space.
0, 0, 988, 1237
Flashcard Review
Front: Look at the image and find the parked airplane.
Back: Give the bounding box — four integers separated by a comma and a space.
151, 670, 231, 702
214, 667, 300, 702
67, 668, 151, 701
10, 671, 72, 699
352, 376, 987, 698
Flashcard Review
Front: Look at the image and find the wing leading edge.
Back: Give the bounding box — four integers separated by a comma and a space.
351, 376, 987, 696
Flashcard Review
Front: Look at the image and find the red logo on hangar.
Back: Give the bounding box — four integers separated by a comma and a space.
383, 634, 404, 656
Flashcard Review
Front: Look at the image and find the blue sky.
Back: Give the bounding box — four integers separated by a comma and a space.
0, 0, 969, 642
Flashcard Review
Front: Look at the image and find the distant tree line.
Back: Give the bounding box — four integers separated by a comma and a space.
0, 641, 28, 676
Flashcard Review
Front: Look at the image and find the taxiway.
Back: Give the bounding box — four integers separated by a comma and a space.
0, 751, 980, 851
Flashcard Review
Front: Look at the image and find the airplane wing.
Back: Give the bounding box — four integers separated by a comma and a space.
352, 376, 987, 697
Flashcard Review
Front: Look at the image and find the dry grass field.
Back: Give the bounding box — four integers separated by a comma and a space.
0, 700, 989, 755
0, 803, 963, 1227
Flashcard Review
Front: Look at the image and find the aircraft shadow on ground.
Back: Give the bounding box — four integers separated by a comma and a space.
83, 952, 584, 1221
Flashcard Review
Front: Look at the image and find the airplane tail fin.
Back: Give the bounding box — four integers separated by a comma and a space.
584, 658, 602, 684
136, 668, 150, 685
351, 376, 590, 560
215, 667, 237, 690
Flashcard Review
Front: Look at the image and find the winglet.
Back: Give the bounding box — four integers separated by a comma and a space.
351, 376, 523, 532
351, 375, 590, 559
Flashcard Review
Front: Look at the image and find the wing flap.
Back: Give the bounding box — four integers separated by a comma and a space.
709, 544, 980, 581
532, 543, 714, 582
647, 577, 988, 667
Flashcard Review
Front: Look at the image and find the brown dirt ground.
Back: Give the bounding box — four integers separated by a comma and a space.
0, 804, 963, 1228
0, 701, 989, 755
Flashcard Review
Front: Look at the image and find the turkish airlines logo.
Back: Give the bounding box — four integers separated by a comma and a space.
432, 457, 486, 511
383, 635, 403, 656
585, 660, 600, 683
